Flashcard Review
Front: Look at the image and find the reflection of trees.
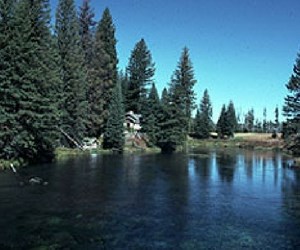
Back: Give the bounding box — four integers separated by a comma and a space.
216, 151, 237, 183
281, 168, 300, 245
282, 168, 300, 216
194, 156, 211, 182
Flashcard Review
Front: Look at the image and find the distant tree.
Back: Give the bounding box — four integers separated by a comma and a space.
170, 47, 196, 131
255, 119, 262, 133
216, 101, 238, 138
126, 38, 155, 114
194, 89, 213, 139
217, 105, 229, 138
56, 0, 87, 143
86, 8, 118, 137
244, 109, 255, 132
143, 83, 161, 146
79, 0, 95, 67
271, 106, 279, 138
263, 107, 267, 133
161, 88, 168, 105
275, 106, 279, 129
103, 82, 125, 152
227, 101, 237, 136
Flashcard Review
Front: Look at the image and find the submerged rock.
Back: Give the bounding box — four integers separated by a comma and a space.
29, 176, 47, 185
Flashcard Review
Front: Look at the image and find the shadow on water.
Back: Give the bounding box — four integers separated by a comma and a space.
0, 149, 300, 249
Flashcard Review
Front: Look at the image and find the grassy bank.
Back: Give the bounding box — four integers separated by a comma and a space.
189, 133, 284, 151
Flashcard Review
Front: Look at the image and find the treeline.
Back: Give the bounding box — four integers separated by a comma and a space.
0, 0, 199, 163
1, 0, 297, 165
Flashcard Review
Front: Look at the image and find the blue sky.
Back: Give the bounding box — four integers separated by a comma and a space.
50, 0, 300, 122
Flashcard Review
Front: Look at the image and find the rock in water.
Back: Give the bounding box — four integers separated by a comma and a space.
29, 177, 43, 185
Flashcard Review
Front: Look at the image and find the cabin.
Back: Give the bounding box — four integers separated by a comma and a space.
124, 111, 142, 131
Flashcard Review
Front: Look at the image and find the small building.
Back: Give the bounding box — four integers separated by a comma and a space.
124, 111, 142, 131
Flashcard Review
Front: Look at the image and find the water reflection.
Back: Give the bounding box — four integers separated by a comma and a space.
0, 149, 300, 249
215, 151, 237, 183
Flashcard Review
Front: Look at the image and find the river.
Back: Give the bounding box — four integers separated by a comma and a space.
0, 148, 299, 249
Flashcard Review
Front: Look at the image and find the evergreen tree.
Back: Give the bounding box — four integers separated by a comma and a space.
126, 38, 155, 114
87, 8, 117, 137
0, 0, 61, 163
275, 106, 279, 129
263, 108, 267, 133
0, 0, 18, 161
157, 89, 186, 153
143, 83, 160, 146
159, 48, 197, 150
55, 0, 87, 143
103, 82, 125, 152
194, 89, 213, 139
227, 100, 237, 136
118, 70, 129, 108
161, 88, 168, 105
79, 0, 95, 67
283, 52, 300, 129
245, 109, 255, 132
171, 47, 196, 131
216, 105, 228, 138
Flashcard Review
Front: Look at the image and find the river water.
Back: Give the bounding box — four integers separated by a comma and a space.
0, 149, 299, 249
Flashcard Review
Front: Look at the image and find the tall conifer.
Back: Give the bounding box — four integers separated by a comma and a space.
284, 52, 300, 128
103, 82, 125, 151
55, 0, 87, 143
171, 47, 196, 131
0, 0, 18, 161
143, 83, 161, 146
194, 89, 213, 139
87, 8, 117, 137
0, 0, 61, 162
126, 39, 155, 114
79, 0, 95, 67
227, 101, 237, 136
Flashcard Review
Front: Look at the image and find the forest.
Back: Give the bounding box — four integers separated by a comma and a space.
0, 0, 299, 167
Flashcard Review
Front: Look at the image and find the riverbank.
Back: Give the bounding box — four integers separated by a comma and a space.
0, 133, 293, 170
189, 133, 284, 151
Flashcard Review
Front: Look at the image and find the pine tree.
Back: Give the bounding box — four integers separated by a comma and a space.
263, 108, 267, 133
0, 0, 61, 163
0, 0, 18, 161
79, 0, 95, 67
118, 70, 129, 108
143, 83, 161, 146
87, 8, 117, 137
275, 106, 279, 128
55, 0, 87, 143
227, 100, 237, 136
283, 52, 300, 129
194, 89, 213, 139
126, 38, 155, 114
272, 106, 279, 138
158, 47, 197, 150
216, 105, 228, 138
157, 89, 186, 153
245, 109, 255, 132
103, 82, 125, 152
171, 47, 196, 131
161, 88, 168, 105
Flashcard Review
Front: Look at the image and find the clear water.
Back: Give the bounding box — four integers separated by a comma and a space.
0, 149, 300, 249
